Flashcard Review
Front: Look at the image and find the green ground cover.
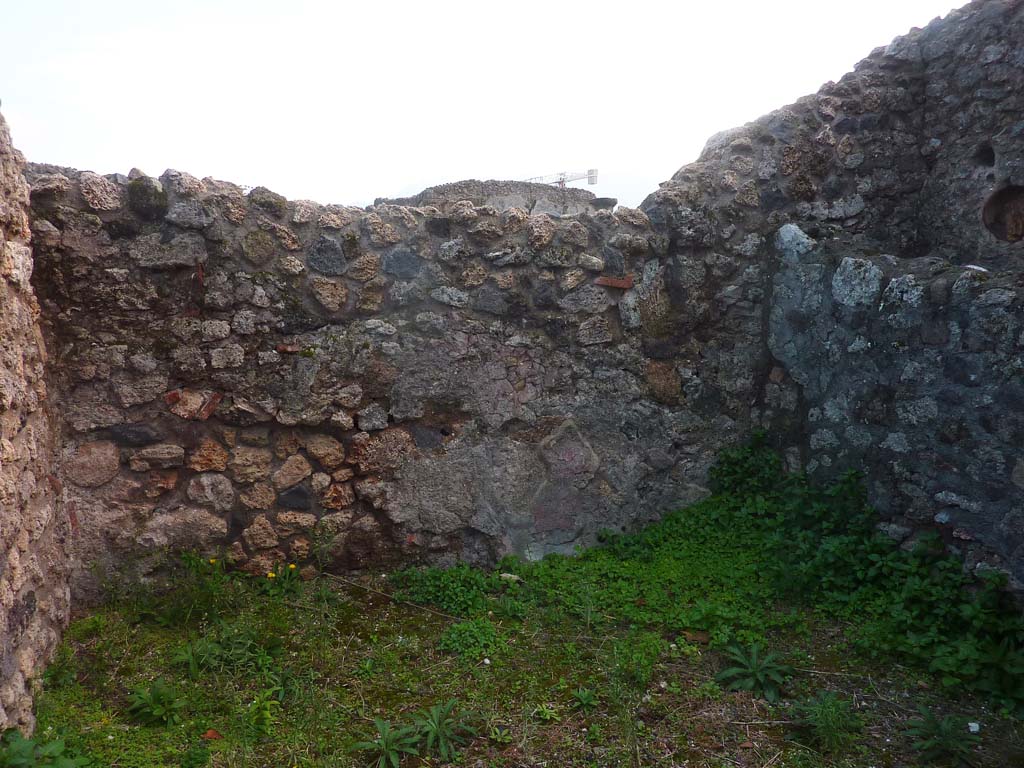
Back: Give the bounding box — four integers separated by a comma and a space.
9, 438, 1023, 767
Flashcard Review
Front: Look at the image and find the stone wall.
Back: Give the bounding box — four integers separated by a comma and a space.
17, 0, 1024, 604
377, 180, 616, 217
0, 115, 69, 731
27, 163, 726, 602
644, 0, 1024, 588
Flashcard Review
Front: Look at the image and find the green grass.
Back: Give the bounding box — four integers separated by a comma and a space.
500, 496, 799, 645
30, 439, 1024, 766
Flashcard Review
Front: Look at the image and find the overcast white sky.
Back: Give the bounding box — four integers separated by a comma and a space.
1, 0, 963, 208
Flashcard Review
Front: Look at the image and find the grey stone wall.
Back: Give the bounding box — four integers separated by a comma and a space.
0, 115, 69, 732
643, 0, 1024, 589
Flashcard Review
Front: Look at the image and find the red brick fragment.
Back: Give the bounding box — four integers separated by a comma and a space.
197, 392, 223, 421
166, 388, 223, 421
594, 274, 634, 289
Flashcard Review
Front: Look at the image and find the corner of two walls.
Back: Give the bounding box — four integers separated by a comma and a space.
643, 0, 1024, 593
3, 0, 1024, 736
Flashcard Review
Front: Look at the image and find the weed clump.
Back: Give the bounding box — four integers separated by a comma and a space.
905, 707, 981, 765
715, 642, 793, 703
353, 700, 476, 766
612, 631, 666, 689
352, 719, 420, 768
791, 691, 863, 753
413, 699, 476, 761
0, 729, 92, 767
438, 618, 498, 659
391, 564, 498, 616
127, 679, 186, 727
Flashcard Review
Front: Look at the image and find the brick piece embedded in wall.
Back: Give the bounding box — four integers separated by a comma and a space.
164, 389, 223, 420
594, 274, 634, 289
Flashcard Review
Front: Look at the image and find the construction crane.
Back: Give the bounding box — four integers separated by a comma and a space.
523, 169, 598, 188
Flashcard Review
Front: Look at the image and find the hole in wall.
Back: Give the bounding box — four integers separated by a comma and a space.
973, 142, 996, 167
982, 185, 1024, 242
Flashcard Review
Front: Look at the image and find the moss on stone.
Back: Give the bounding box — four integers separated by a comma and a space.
241, 230, 278, 265
126, 177, 168, 221
248, 186, 289, 219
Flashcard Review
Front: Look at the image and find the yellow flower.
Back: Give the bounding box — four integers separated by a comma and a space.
208, 558, 217, 564
267, 572, 276, 579
288, 564, 297, 570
